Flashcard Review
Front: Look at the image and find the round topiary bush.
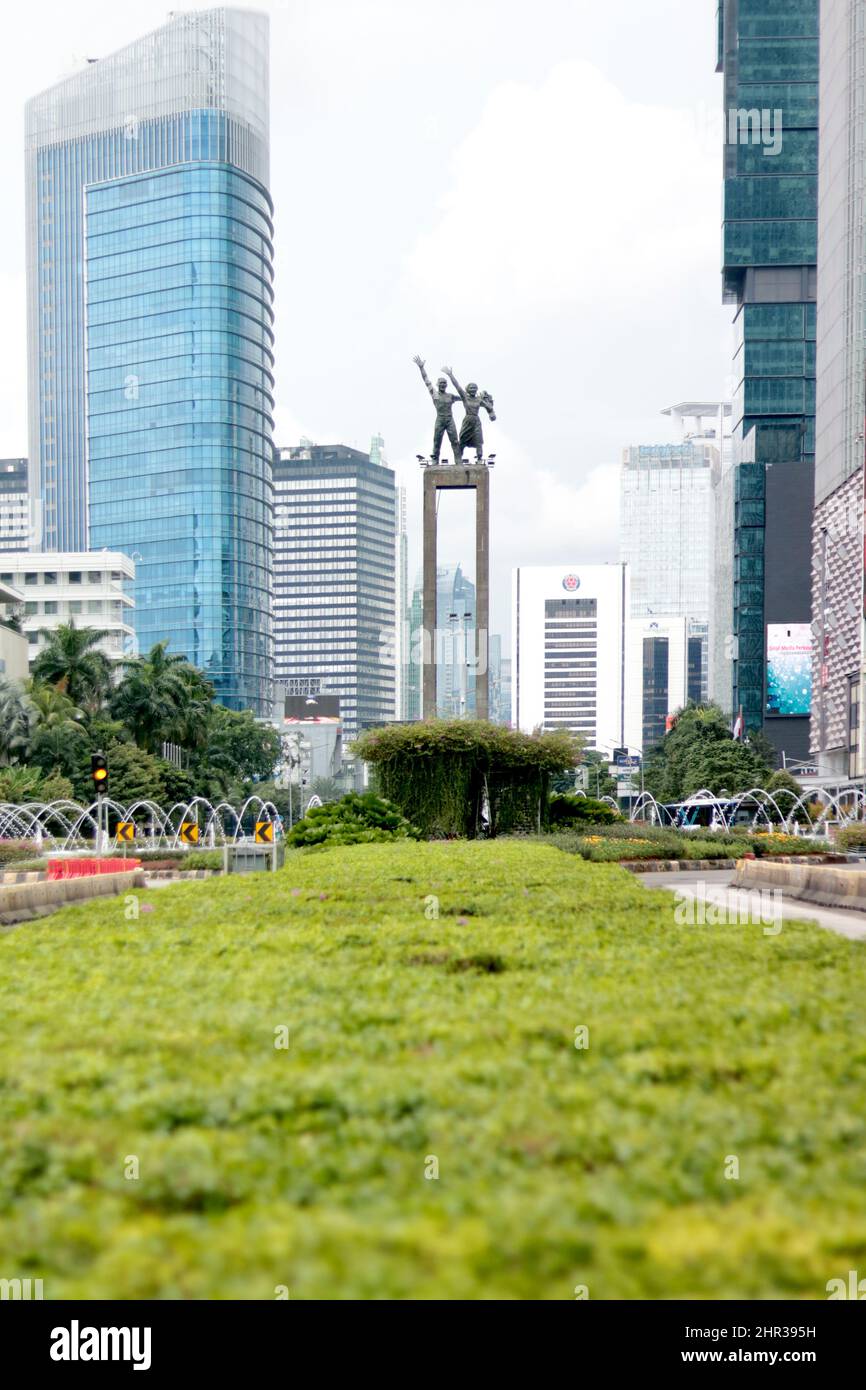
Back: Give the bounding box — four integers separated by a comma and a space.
286, 792, 421, 848
548, 794, 622, 827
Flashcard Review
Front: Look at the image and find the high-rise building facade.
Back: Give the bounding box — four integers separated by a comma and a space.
625, 616, 689, 755
394, 480, 410, 721
717, 0, 819, 761
0, 551, 135, 668
435, 563, 477, 718
512, 563, 629, 749
273, 444, 396, 739
620, 405, 727, 724
25, 8, 274, 714
489, 634, 512, 726
0, 461, 30, 553
811, 0, 866, 779
620, 428, 716, 623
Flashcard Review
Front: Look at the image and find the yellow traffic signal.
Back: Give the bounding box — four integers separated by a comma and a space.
91, 751, 108, 795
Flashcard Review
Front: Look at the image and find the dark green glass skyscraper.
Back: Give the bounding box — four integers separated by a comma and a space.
715, 0, 818, 760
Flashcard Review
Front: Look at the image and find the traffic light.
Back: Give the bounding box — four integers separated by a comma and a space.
91, 751, 108, 795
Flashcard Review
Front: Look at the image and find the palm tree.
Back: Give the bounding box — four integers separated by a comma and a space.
110, 642, 211, 753
0, 677, 37, 765
26, 678, 85, 729
25, 678, 88, 780
31, 621, 112, 712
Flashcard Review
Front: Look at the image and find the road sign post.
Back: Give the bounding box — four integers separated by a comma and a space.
255, 819, 276, 871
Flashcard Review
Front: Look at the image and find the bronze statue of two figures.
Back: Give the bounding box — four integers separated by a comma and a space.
413, 355, 496, 465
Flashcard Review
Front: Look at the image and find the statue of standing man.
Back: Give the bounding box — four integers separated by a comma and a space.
413, 355, 461, 465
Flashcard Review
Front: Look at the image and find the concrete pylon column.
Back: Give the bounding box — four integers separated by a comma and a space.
422, 464, 490, 720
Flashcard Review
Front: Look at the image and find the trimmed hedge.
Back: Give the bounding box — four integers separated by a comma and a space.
354, 720, 580, 838
835, 824, 866, 851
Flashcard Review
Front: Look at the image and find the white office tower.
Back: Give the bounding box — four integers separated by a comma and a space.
512, 564, 629, 752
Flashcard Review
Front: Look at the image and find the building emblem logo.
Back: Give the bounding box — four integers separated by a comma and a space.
562, 574, 580, 592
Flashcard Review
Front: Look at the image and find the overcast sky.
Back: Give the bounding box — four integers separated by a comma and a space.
0, 0, 733, 645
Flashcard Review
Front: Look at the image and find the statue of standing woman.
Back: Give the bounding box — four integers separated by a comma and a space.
444, 366, 496, 463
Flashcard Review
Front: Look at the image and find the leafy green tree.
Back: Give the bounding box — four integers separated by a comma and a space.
25, 680, 89, 782
309, 776, 342, 803
110, 642, 210, 753
190, 706, 280, 795
643, 704, 770, 802
0, 677, 37, 765
154, 759, 197, 807
0, 763, 73, 803
31, 621, 112, 712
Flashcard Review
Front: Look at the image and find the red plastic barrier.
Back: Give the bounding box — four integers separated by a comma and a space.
47, 858, 141, 879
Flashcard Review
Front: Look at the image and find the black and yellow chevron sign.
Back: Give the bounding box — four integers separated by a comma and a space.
255, 820, 274, 844
180, 821, 199, 845
116, 821, 135, 842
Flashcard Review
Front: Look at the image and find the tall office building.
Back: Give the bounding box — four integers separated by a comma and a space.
626, 616, 690, 754
273, 444, 396, 739
620, 409, 721, 620
0, 460, 31, 553
408, 563, 486, 719
394, 481, 410, 721
620, 405, 728, 730
25, 8, 274, 714
512, 563, 629, 751
811, 0, 866, 779
406, 579, 423, 721
716, 0, 819, 761
436, 563, 477, 718
488, 634, 512, 726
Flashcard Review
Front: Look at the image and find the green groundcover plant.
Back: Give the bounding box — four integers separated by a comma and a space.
542, 824, 831, 862
1, 840, 865, 1299
286, 792, 421, 848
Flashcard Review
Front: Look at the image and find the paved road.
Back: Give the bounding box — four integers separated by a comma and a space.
640, 868, 866, 942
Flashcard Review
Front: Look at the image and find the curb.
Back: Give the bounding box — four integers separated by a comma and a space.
733, 858, 866, 915
624, 859, 737, 873
0, 869, 145, 925
0, 870, 45, 884
625, 854, 843, 875
143, 870, 220, 881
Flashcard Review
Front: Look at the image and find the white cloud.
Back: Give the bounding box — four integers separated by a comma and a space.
404, 60, 720, 336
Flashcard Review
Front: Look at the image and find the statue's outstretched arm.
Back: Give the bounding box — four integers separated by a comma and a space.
444, 367, 467, 403
413, 354, 434, 397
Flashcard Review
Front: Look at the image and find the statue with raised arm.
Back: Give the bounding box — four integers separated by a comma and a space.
413, 354, 461, 464
444, 366, 496, 463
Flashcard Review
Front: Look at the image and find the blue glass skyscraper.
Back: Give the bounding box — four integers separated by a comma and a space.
25, 8, 274, 714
